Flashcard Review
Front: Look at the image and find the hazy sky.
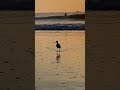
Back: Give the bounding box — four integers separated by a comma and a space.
35, 0, 85, 13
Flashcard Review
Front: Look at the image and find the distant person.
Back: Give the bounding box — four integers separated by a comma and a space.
64, 13, 67, 16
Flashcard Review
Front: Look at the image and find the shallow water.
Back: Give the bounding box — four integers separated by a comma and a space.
35, 31, 85, 90
35, 12, 85, 30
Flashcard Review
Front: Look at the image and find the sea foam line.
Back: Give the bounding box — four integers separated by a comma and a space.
35, 24, 85, 30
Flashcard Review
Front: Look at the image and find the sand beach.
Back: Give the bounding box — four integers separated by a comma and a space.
35, 31, 85, 90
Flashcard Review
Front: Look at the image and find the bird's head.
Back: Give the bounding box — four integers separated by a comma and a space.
56, 41, 58, 43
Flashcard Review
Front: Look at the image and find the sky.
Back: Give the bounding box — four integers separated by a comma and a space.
0, 0, 34, 10
35, 0, 85, 13
86, 0, 120, 10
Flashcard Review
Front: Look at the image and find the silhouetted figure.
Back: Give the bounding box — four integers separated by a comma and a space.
56, 41, 61, 52
64, 13, 67, 16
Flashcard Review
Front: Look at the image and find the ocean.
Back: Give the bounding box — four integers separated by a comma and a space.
35, 12, 85, 30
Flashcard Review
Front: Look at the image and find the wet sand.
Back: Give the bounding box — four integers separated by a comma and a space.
35, 31, 85, 90
0, 11, 34, 90
86, 11, 120, 90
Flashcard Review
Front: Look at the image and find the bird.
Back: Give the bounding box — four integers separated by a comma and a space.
56, 41, 61, 52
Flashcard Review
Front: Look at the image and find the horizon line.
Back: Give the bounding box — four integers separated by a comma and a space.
35, 11, 85, 14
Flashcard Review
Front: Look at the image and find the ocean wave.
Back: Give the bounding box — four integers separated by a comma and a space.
35, 14, 85, 20
35, 24, 85, 30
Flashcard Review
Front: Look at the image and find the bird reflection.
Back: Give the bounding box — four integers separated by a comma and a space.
56, 51, 61, 63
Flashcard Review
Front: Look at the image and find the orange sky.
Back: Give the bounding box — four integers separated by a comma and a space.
35, 0, 85, 13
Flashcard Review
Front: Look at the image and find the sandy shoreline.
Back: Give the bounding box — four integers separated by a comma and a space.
86, 11, 120, 90
0, 11, 34, 90
35, 31, 85, 90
